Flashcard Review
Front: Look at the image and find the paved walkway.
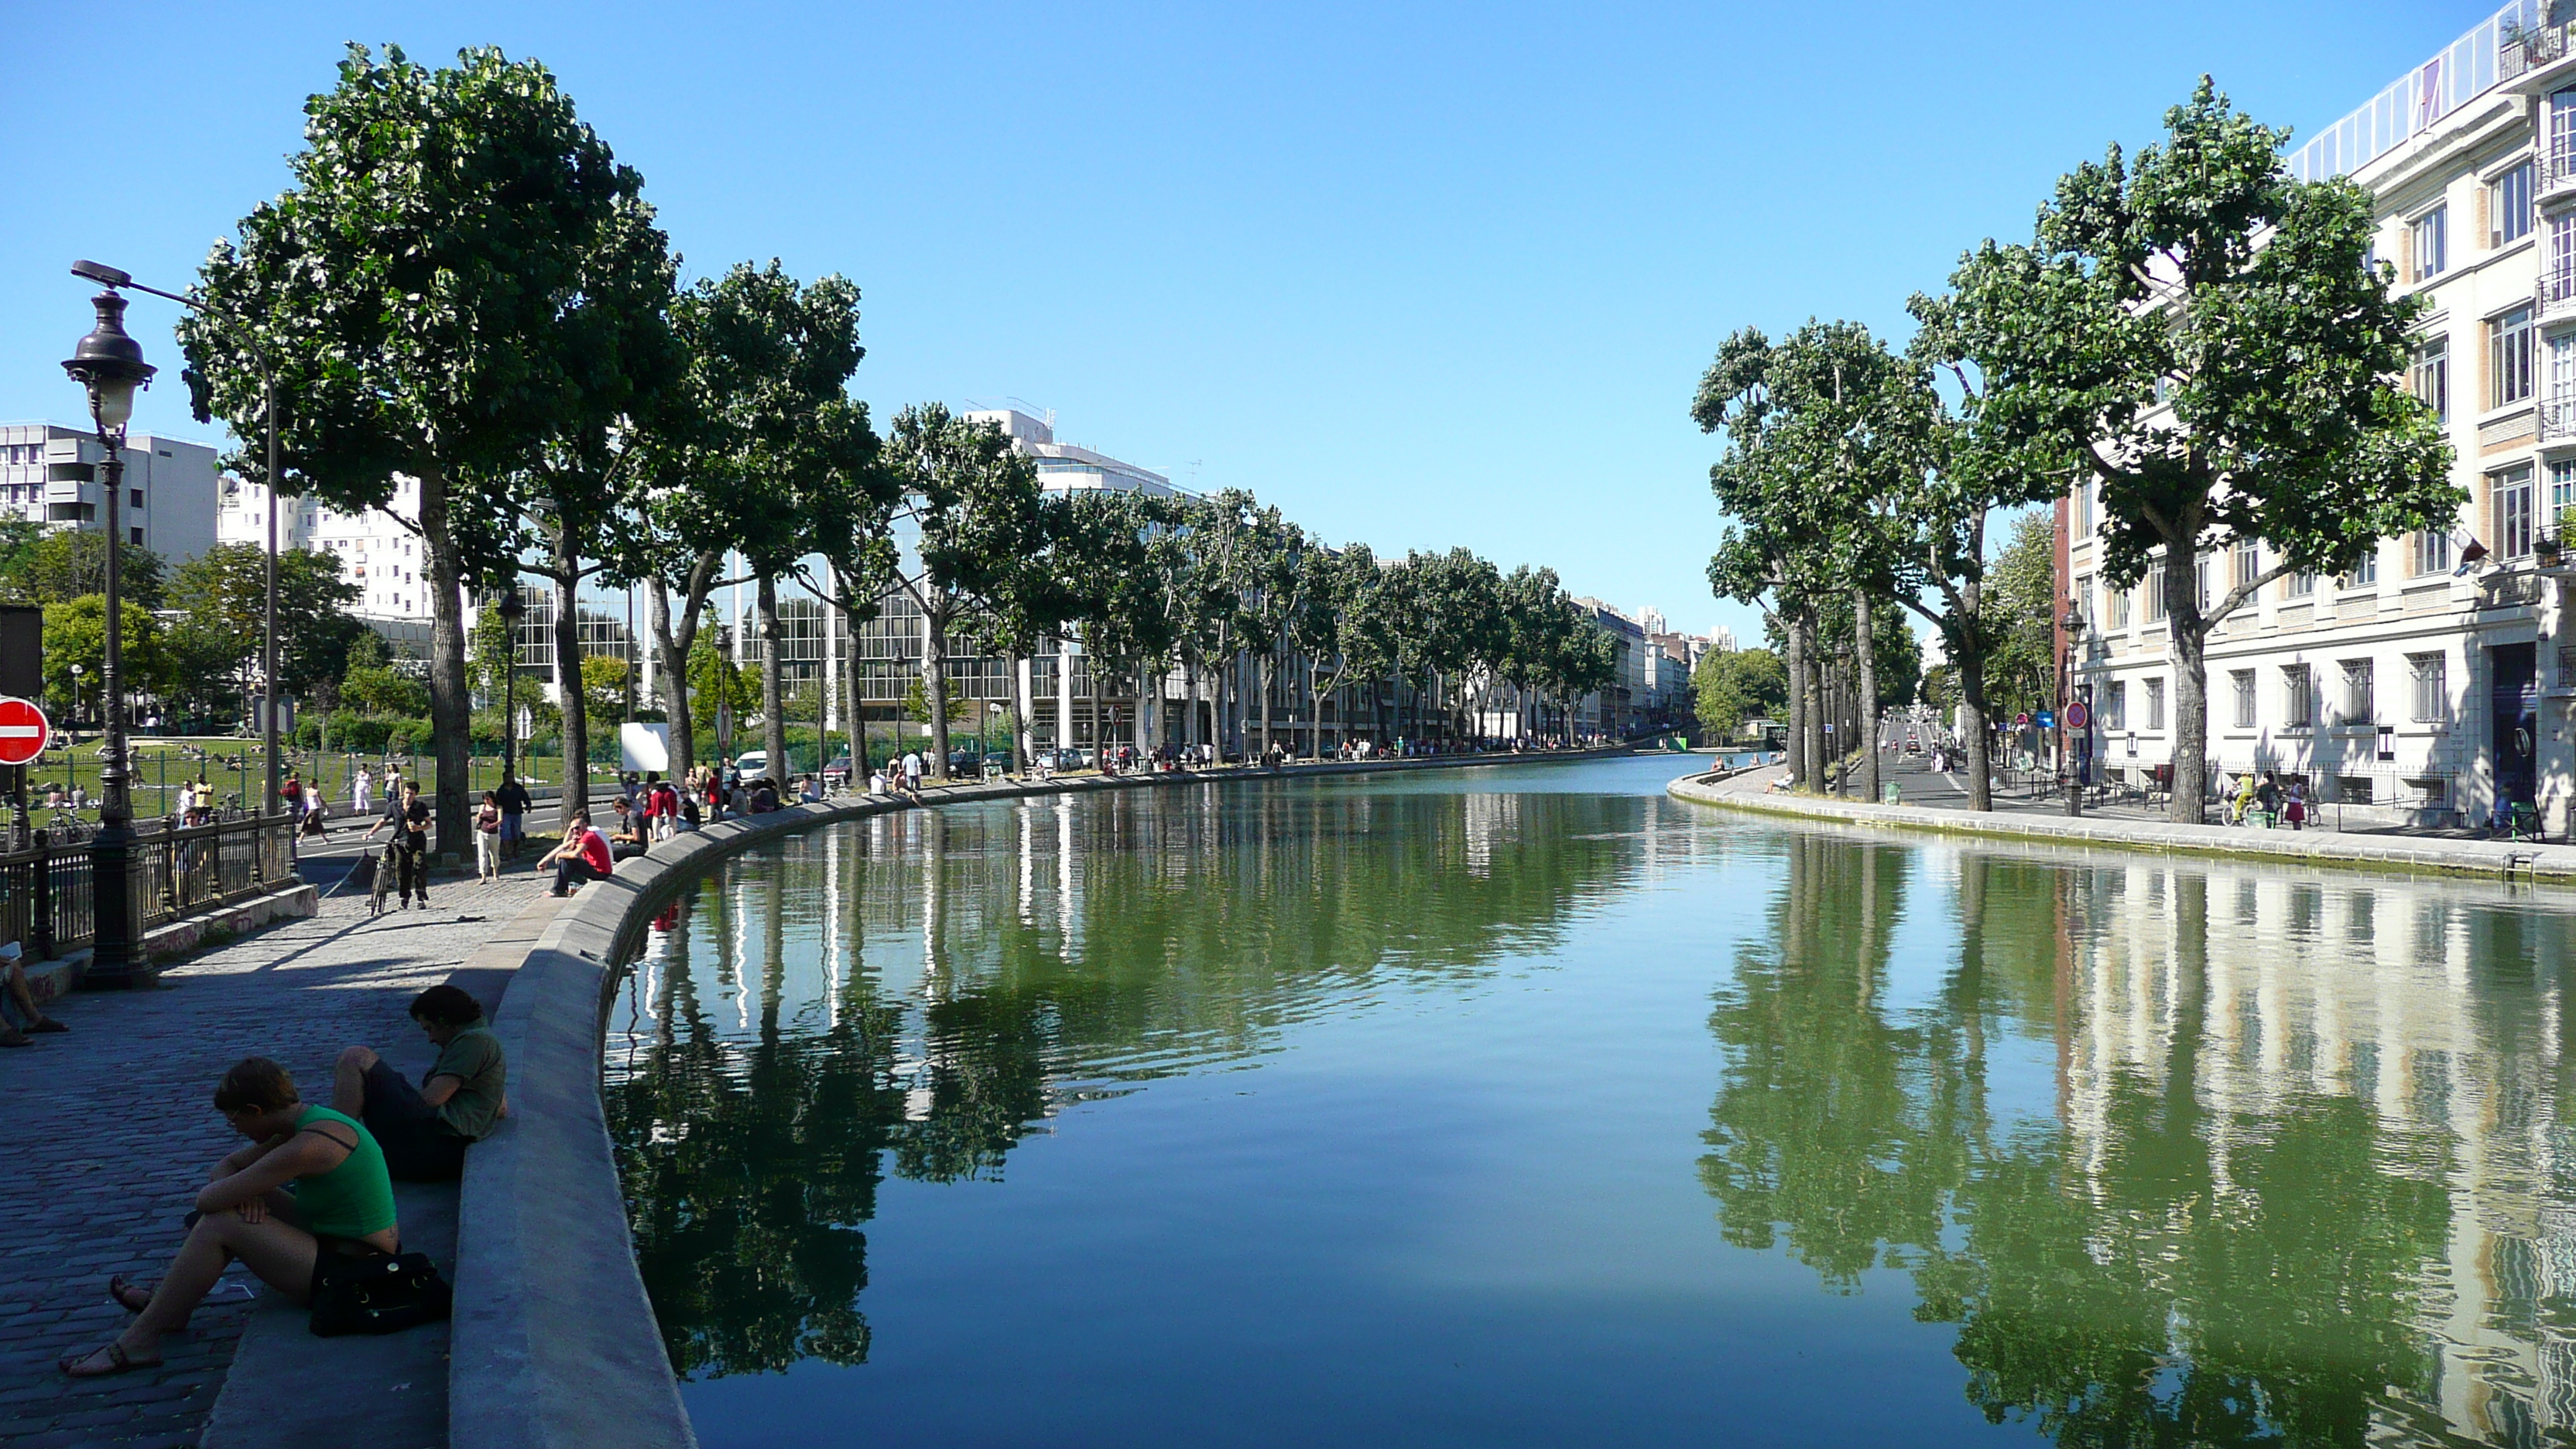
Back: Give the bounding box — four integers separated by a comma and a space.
0, 868, 549, 1448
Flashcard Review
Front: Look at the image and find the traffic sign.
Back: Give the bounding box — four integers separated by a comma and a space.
0, 697, 49, 767
2014, 712, 2030, 727
2065, 701, 2091, 731
2033, 710, 2055, 730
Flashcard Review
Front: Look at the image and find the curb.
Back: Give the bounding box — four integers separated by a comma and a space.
450, 747, 1642, 1449
1667, 766, 2576, 886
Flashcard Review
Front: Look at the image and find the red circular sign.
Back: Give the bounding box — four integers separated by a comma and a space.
0, 697, 50, 767
2065, 701, 2091, 731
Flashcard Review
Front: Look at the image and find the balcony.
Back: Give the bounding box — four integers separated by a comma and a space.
2478, 566, 2545, 609
2507, 19, 2576, 85
2543, 269, 2576, 324
2542, 396, 2576, 447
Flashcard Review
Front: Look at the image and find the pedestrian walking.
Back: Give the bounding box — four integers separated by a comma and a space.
474, 790, 502, 882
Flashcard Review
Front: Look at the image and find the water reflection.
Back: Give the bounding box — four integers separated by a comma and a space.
1705, 832, 2576, 1446
604, 777, 1684, 1380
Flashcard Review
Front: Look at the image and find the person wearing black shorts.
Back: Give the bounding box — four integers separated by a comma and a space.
330, 985, 508, 1181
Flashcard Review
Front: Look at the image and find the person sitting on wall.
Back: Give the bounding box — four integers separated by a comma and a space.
331, 984, 508, 1182
63, 1057, 399, 1378
0, 940, 69, 1048
537, 810, 615, 898
605, 796, 649, 860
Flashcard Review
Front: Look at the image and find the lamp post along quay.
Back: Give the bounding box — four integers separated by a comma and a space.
73, 260, 286, 817
2060, 601, 2085, 820
61, 287, 156, 986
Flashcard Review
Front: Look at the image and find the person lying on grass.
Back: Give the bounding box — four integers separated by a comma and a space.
61, 1057, 399, 1378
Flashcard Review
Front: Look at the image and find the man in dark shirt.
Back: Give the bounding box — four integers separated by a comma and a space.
365, 780, 433, 907
495, 775, 532, 860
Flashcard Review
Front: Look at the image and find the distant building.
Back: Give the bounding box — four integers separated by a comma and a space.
217, 474, 433, 622
0, 423, 219, 563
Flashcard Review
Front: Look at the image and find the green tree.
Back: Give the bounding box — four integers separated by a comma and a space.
0, 529, 166, 610
1985, 512, 2061, 729
582, 653, 632, 731
885, 405, 1043, 779
1938, 79, 2455, 820
166, 543, 365, 714
687, 639, 760, 755
42, 596, 172, 724
183, 43, 670, 858
1694, 648, 1786, 742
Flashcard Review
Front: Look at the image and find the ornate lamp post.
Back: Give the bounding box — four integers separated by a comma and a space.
62, 289, 156, 987
2060, 601, 2085, 820
72, 261, 284, 823
498, 587, 525, 784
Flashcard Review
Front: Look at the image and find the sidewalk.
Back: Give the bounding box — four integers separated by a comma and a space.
1680, 755, 2576, 884
0, 868, 549, 1448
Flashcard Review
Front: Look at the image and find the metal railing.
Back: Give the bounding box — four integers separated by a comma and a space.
0, 813, 295, 962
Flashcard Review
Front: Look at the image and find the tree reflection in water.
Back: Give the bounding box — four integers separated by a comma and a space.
1697, 834, 2576, 1447
604, 780, 1649, 1379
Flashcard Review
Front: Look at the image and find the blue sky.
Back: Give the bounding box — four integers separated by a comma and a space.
0, 2, 2491, 642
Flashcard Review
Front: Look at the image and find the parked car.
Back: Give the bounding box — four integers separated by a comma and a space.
821, 754, 853, 786
733, 750, 767, 777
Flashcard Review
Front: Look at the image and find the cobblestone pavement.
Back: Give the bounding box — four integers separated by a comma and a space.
0, 869, 546, 1447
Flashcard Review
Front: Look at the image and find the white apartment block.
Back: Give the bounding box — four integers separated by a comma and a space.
0, 423, 218, 563
2067, 2, 2576, 832
217, 475, 435, 622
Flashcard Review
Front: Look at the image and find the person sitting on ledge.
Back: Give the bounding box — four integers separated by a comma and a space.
0, 940, 69, 1047
537, 810, 615, 897
605, 796, 649, 861
63, 1057, 398, 1378
332, 984, 508, 1181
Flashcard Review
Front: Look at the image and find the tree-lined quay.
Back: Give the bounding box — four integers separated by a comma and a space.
1699, 80, 2457, 824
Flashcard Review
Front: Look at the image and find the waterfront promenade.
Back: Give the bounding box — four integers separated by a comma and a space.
1679, 754, 2576, 883
0, 871, 548, 1448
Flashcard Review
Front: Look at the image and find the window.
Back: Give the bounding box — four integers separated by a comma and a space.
2552, 213, 2576, 310
2286, 572, 2314, 598
2197, 553, 2212, 613
2075, 481, 2092, 537
2343, 549, 2379, 588
2146, 677, 2167, 731
2412, 336, 2450, 421
2341, 659, 2375, 725
2561, 646, 2576, 690
2076, 574, 2092, 632
2145, 571, 2167, 621
2414, 529, 2453, 576
2413, 207, 2448, 280
2495, 462, 2536, 560
2282, 664, 2314, 729
2232, 538, 2262, 589
2410, 653, 2448, 721
2496, 160, 2537, 245
2102, 680, 2127, 731
2554, 458, 2576, 538
2232, 670, 2257, 728
2493, 305, 2538, 407
2105, 581, 2129, 630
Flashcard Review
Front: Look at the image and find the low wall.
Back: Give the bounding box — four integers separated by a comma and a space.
1668, 766, 2576, 885
451, 748, 1640, 1449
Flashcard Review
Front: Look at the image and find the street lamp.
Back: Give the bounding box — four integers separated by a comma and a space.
2060, 600, 2085, 819
71, 261, 285, 824
63, 288, 156, 987
497, 587, 525, 786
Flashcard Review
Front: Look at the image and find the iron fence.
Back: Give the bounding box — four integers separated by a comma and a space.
0, 814, 294, 961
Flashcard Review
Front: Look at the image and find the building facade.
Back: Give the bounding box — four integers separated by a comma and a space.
216, 473, 437, 622
2, 423, 219, 563
2063, 2, 2576, 831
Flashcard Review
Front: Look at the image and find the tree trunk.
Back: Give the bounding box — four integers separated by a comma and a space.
757, 574, 787, 789
1960, 635, 1993, 813
1802, 622, 1825, 793
1009, 649, 1029, 774
925, 607, 953, 781
2166, 548, 2209, 824
420, 466, 473, 861
1259, 653, 1275, 760
1855, 588, 1879, 804
1785, 615, 1808, 786
552, 527, 588, 821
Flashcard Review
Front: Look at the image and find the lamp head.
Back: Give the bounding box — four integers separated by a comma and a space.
63, 289, 154, 430
2060, 603, 2084, 633
496, 587, 524, 623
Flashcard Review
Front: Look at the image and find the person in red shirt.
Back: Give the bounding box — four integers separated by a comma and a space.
536, 810, 615, 898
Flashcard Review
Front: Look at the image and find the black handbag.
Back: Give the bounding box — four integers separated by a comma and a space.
309, 1249, 453, 1337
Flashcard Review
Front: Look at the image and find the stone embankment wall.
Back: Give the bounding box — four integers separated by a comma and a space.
1668, 766, 2576, 886
454, 748, 1643, 1449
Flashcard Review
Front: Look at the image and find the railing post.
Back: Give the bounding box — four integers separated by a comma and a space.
86, 826, 150, 989
28, 834, 53, 964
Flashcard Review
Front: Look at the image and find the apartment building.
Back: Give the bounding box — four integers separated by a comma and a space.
2064, 1, 2576, 831
215, 474, 437, 622
1, 423, 218, 563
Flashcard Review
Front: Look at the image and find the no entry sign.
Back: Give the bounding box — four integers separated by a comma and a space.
0, 697, 50, 767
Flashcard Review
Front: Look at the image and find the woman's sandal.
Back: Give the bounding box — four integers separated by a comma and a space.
108, 1276, 153, 1312
60, 1341, 160, 1378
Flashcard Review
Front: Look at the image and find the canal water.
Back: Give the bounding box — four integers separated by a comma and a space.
605, 754, 2576, 1447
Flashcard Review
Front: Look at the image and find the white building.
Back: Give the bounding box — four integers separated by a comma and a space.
0, 423, 219, 563
2064, 2, 2576, 831
216, 474, 438, 624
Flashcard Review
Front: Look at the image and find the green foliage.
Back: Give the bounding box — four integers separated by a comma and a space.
686, 641, 759, 720
581, 653, 632, 728
0, 529, 167, 610
41, 596, 172, 720
1984, 512, 2060, 721
902, 675, 970, 728
166, 543, 365, 701
1694, 649, 1787, 740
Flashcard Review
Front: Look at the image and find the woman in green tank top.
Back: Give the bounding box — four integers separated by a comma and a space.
61, 1057, 402, 1378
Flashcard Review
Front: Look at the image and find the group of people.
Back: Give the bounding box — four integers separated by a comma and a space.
2227, 769, 2310, 829
58, 985, 507, 1378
